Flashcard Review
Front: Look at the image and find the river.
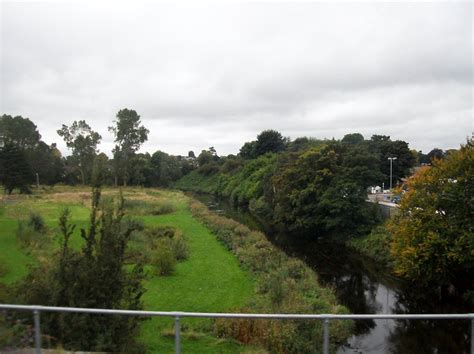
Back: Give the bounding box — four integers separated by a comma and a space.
193, 194, 471, 354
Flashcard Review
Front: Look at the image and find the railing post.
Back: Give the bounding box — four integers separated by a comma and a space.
471, 319, 473, 354
175, 316, 181, 354
323, 318, 330, 354
33, 310, 41, 354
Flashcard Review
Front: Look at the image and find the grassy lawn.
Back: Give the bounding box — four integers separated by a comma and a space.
0, 187, 257, 353
139, 191, 255, 352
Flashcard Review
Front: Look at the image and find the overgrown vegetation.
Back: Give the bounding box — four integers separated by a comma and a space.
176, 136, 393, 238
12, 187, 146, 352
0, 188, 259, 352
348, 225, 393, 267
189, 199, 353, 352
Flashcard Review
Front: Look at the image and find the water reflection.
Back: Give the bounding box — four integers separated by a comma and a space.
192, 194, 470, 354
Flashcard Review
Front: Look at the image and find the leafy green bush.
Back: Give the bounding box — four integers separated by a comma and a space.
171, 233, 189, 261
152, 239, 176, 276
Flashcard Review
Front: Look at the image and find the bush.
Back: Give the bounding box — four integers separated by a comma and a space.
16, 222, 41, 248
152, 241, 176, 276
123, 199, 176, 216
28, 213, 46, 233
145, 225, 176, 240
348, 225, 393, 267
197, 162, 221, 176
150, 202, 175, 215
172, 233, 189, 261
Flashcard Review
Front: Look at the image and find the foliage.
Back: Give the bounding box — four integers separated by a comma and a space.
254, 129, 286, 157
0, 114, 41, 149
151, 239, 177, 275
57, 120, 102, 184
123, 198, 176, 216
197, 149, 215, 166
0, 115, 64, 188
427, 148, 446, 162
27, 213, 46, 233
0, 143, 33, 194
15, 188, 146, 352
149, 150, 183, 186
348, 225, 393, 267
109, 108, 149, 186
270, 143, 382, 237
176, 140, 384, 238
389, 140, 474, 292
239, 141, 257, 159
341, 133, 365, 145
368, 134, 416, 187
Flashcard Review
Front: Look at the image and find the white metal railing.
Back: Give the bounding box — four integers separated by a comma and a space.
0, 304, 473, 354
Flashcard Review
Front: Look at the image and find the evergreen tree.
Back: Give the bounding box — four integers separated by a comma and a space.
16, 179, 145, 351
0, 143, 33, 194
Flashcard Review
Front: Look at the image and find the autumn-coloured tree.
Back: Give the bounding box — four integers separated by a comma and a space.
389, 139, 473, 292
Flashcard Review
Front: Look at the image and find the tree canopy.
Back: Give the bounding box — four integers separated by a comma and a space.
57, 120, 101, 184
109, 109, 149, 186
255, 130, 286, 156
389, 140, 473, 291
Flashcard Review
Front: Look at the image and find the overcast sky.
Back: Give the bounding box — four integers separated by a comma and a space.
1, 1, 472, 156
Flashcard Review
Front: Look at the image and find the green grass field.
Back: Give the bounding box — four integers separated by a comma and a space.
0, 187, 257, 353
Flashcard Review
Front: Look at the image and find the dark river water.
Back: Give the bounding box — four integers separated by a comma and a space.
192, 194, 472, 354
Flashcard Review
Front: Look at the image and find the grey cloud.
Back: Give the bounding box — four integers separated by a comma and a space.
1, 2, 472, 156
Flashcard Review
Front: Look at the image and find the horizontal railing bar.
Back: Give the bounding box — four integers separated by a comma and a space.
0, 304, 473, 320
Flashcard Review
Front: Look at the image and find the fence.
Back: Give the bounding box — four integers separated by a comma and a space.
0, 304, 473, 354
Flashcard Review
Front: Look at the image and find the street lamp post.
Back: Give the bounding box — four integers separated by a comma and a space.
388, 157, 397, 190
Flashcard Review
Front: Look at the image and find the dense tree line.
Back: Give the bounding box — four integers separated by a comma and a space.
175, 131, 421, 238
0, 112, 194, 193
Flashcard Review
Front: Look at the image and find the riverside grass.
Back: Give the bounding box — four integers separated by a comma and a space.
1, 187, 352, 353
189, 199, 353, 353
0, 188, 259, 353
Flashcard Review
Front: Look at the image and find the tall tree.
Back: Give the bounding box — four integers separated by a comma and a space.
109, 109, 149, 186
0, 114, 41, 149
389, 140, 473, 293
57, 120, 101, 184
0, 143, 33, 194
16, 185, 145, 351
368, 135, 415, 187
28, 142, 64, 185
254, 130, 286, 156
0, 115, 42, 192
239, 140, 257, 159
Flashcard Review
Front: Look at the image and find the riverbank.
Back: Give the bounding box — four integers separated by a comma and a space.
192, 193, 472, 353
188, 198, 353, 352
346, 225, 393, 269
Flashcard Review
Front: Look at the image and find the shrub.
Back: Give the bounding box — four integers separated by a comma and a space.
145, 225, 176, 240
16, 221, 42, 248
123, 199, 176, 216
172, 233, 189, 261
150, 202, 176, 215
198, 162, 221, 176
152, 241, 176, 276
28, 213, 46, 233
